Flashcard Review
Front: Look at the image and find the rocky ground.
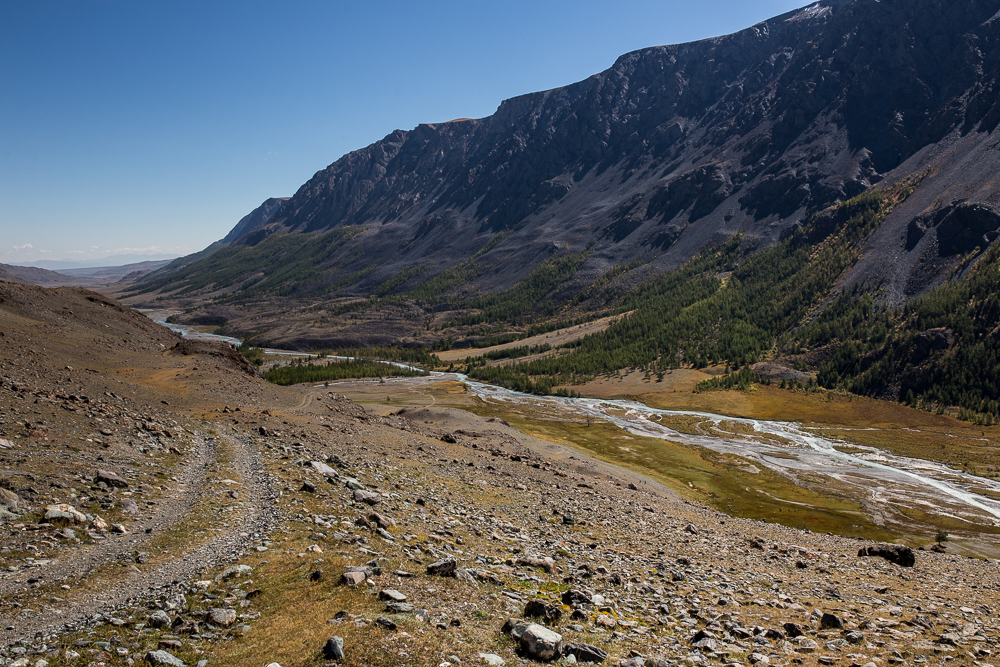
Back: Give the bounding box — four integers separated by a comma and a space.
1, 280, 998, 667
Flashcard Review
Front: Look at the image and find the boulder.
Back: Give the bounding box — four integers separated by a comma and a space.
562, 642, 608, 663
144, 650, 186, 666
0, 488, 19, 510
323, 636, 345, 660
426, 556, 457, 576
520, 623, 563, 661
208, 608, 237, 627
96, 470, 129, 488
44, 503, 86, 525
524, 599, 562, 623
858, 544, 915, 567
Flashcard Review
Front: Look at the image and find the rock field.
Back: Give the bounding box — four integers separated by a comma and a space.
0, 281, 998, 667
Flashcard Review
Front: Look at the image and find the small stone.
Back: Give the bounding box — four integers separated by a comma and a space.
479, 654, 506, 666
375, 616, 397, 630
208, 608, 237, 627
379, 589, 407, 602
145, 650, 186, 666
323, 636, 345, 660
148, 610, 171, 628
342, 571, 366, 587
96, 469, 129, 488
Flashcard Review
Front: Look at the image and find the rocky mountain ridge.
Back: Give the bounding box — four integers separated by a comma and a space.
158, 0, 1000, 305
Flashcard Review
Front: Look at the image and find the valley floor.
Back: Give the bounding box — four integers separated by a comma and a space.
0, 281, 998, 667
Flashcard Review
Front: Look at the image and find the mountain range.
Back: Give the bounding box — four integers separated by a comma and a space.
132, 0, 1000, 417
148, 0, 1000, 302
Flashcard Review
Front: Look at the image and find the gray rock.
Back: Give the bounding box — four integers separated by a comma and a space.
562, 642, 608, 663
96, 469, 129, 488
0, 488, 19, 510
479, 654, 506, 666
208, 608, 237, 627
323, 636, 345, 660
379, 589, 407, 602
426, 556, 457, 576
353, 489, 381, 506
145, 650, 186, 666
342, 571, 366, 587
520, 623, 563, 661
148, 610, 171, 629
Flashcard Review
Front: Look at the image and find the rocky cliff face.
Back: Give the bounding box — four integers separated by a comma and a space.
197, 0, 1000, 300
221, 197, 290, 246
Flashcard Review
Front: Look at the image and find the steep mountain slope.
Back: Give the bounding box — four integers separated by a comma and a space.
145, 0, 1000, 307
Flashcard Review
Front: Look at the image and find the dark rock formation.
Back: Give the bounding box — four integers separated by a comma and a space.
859, 544, 916, 567
156, 0, 1000, 309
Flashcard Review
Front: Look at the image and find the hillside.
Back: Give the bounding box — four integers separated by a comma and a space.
126, 0, 1000, 418
3, 281, 1000, 667
141, 0, 1000, 299
0, 264, 74, 286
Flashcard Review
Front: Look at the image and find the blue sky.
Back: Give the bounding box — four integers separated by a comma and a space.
1, 0, 805, 266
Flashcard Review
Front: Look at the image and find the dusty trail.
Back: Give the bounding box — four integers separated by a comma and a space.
0, 430, 280, 647
0, 434, 215, 599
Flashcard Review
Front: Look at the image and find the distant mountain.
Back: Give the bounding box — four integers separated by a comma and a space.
57, 259, 176, 282
28, 254, 180, 270
0, 263, 75, 286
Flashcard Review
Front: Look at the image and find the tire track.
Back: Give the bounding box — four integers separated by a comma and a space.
0, 428, 280, 648
0, 434, 215, 599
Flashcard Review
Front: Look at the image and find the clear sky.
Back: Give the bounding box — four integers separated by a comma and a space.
1, 0, 806, 266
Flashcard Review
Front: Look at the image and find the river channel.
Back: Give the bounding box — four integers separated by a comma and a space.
145, 310, 1000, 537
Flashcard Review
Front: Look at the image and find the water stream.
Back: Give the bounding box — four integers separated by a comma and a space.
145, 309, 1000, 531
